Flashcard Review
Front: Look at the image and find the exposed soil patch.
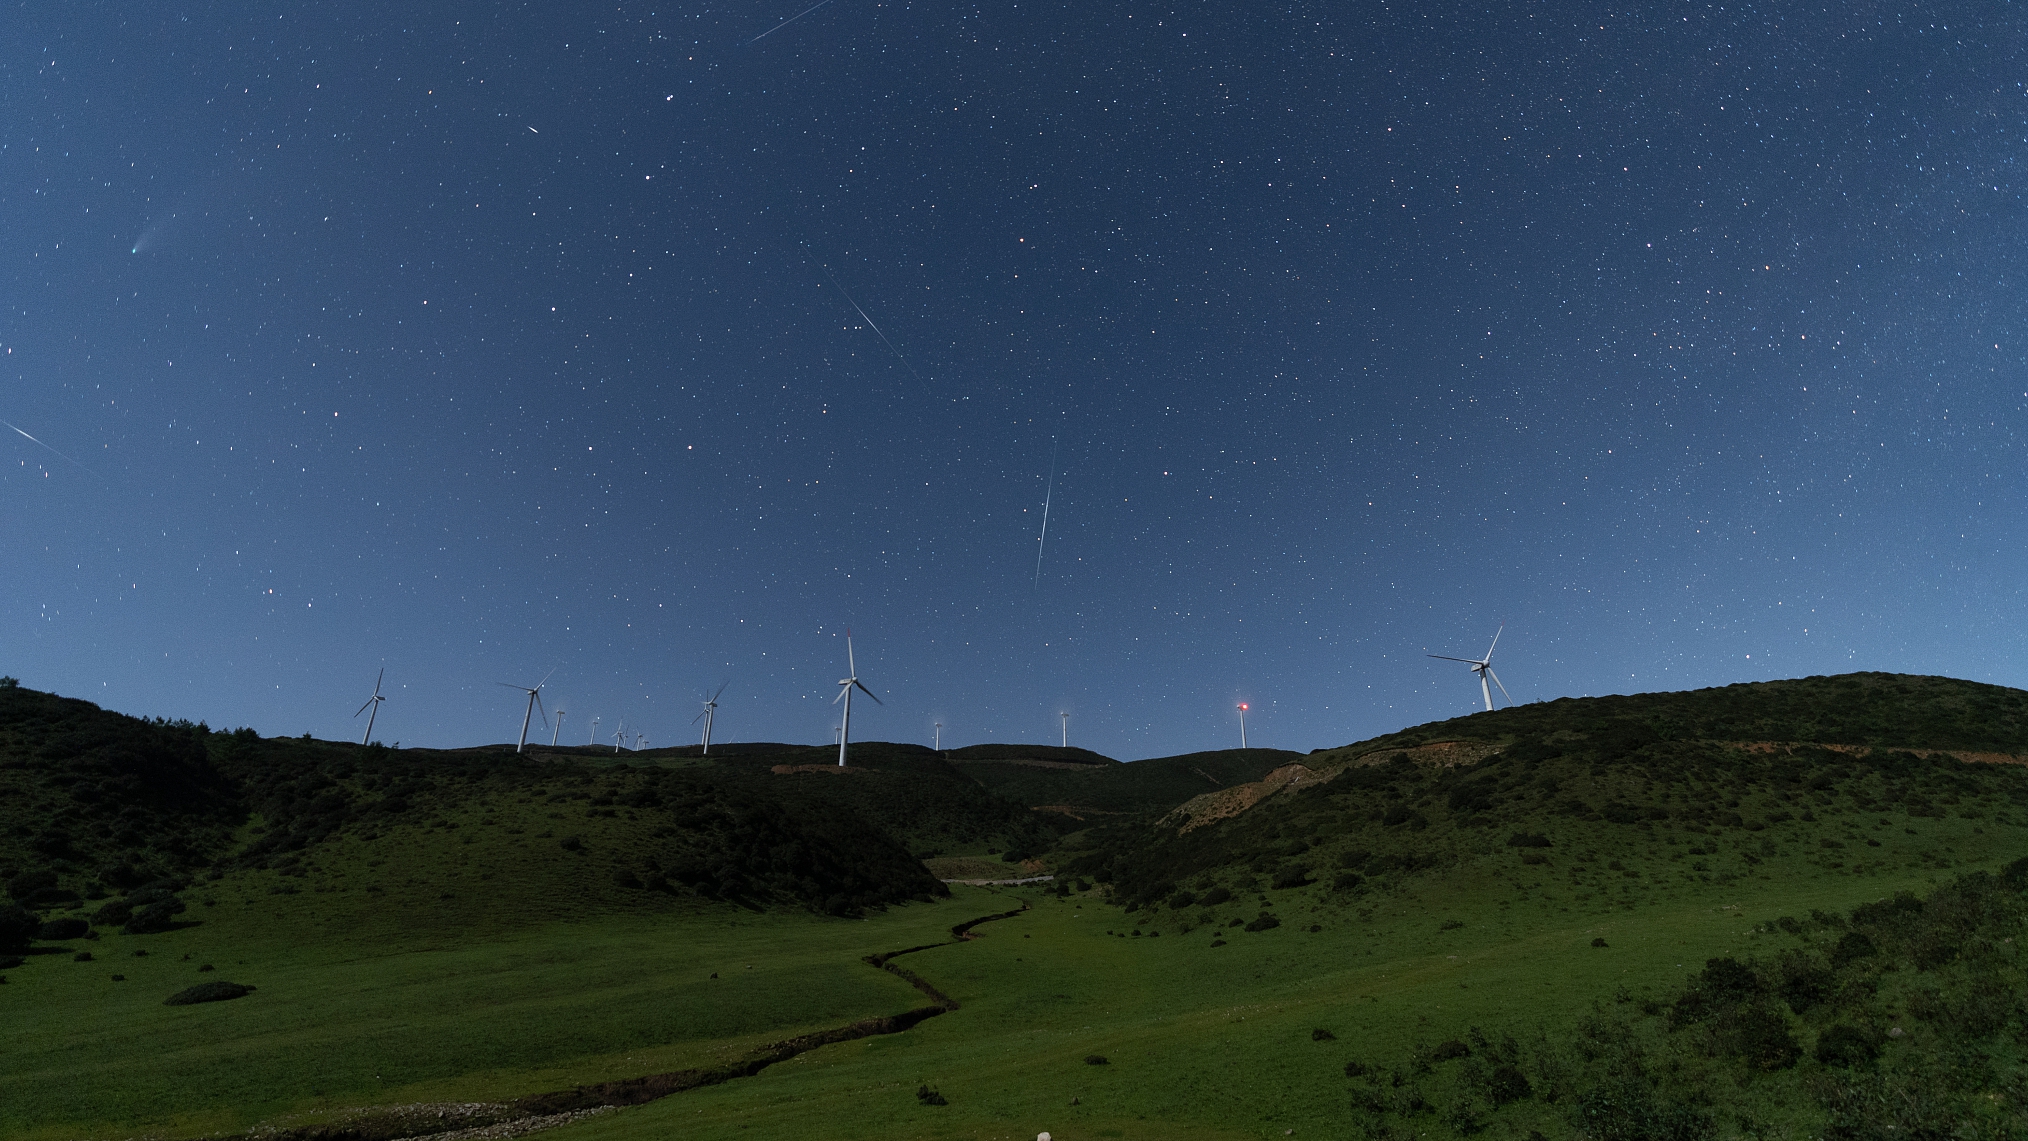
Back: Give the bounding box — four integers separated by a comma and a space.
1163, 763, 1333, 833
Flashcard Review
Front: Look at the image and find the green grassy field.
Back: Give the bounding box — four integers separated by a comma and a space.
7, 817, 2007, 1140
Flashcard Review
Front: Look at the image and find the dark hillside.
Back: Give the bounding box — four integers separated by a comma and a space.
689, 742, 1067, 859
947, 744, 1118, 765
0, 681, 242, 907
960, 748, 1302, 817
1062, 674, 2028, 913
1310, 672, 2028, 765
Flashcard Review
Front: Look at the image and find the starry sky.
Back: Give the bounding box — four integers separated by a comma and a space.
5, 2, 2024, 757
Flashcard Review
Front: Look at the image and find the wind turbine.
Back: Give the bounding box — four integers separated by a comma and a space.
833, 631, 882, 766
587, 715, 600, 746
933, 721, 942, 751
551, 707, 567, 747
1429, 624, 1513, 712
1059, 711, 1069, 748
354, 669, 387, 745
694, 681, 728, 755
1237, 702, 1249, 750
497, 668, 555, 754
613, 720, 625, 754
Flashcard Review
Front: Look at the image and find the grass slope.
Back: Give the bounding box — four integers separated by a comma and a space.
954, 748, 1304, 819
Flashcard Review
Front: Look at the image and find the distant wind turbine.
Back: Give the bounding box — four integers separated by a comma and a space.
551, 707, 567, 748
1429, 624, 1513, 712
1237, 702, 1249, 750
497, 668, 556, 754
694, 681, 728, 755
353, 669, 387, 745
614, 720, 625, 754
587, 715, 600, 746
833, 631, 883, 765
1059, 711, 1069, 748
933, 721, 942, 751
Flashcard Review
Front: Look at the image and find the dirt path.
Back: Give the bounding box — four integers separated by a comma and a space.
232, 901, 1032, 1141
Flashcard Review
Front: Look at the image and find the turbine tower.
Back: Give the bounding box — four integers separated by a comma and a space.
613, 720, 625, 754
587, 715, 600, 746
833, 631, 882, 765
1429, 624, 1512, 712
694, 681, 727, 755
497, 668, 555, 754
1060, 711, 1069, 748
354, 669, 387, 745
551, 708, 566, 748
933, 721, 942, 751
1237, 702, 1249, 750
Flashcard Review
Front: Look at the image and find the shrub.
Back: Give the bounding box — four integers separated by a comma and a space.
1507, 831, 1553, 848
1431, 1039, 1471, 1061
38, 918, 88, 941
1344, 1060, 1369, 1078
1312, 1028, 1337, 1041
1332, 872, 1364, 891
915, 1084, 947, 1106
92, 900, 135, 928
1486, 1064, 1533, 1105
1592, 937, 1609, 948
1830, 931, 1877, 967
164, 981, 255, 1006
1814, 1024, 1879, 1068
1198, 886, 1232, 907
1521, 852, 1549, 865
613, 869, 643, 889
1084, 1054, 1109, 1065
123, 897, 187, 935
1270, 868, 1312, 890
0, 905, 36, 952
1244, 914, 1282, 932
1441, 919, 1465, 931
558, 835, 583, 851
6, 869, 57, 900
73, 951, 93, 961
1167, 890, 1197, 909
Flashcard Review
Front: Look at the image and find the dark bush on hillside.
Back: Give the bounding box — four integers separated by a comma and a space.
915, 1084, 947, 1106
1084, 1054, 1109, 1065
1167, 890, 1196, 909
1706, 1003, 1802, 1071
1830, 931, 1877, 967
1332, 872, 1364, 891
612, 869, 643, 889
163, 980, 255, 1005
1430, 1039, 1471, 1062
1312, 1028, 1337, 1041
1344, 1060, 1370, 1078
1520, 852, 1549, 865
6, 869, 56, 900
1592, 937, 1609, 948
1270, 867, 1312, 890
558, 835, 583, 851
1485, 1064, 1533, 1105
91, 900, 134, 928
123, 896, 186, 935
0, 905, 36, 951
38, 917, 88, 940
1244, 913, 1281, 932
1381, 804, 1416, 827
1198, 886, 1231, 907
1506, 831, 1552, 848
1336, 848, 1372, 868
1814, 1024, 1879, 1068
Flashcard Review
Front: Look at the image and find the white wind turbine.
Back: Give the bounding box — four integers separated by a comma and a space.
1236, 702, 1249, 750
613, 720, 625, 754
587, 715, 600, 746
1059, 711, 1069, 748
1429, 624, 1512, 712
551, 706, 567, 747
497, 668, 556, 754
833, 631, 882, 766
694, 681, 728, 755
933, 721, 943, 751
354, 669, 387, 745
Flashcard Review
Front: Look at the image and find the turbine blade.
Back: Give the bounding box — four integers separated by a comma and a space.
534, 691, 549, 728
856, 679, 884, 705
537, 665, 558, 689
373, 667, 385, 695
1485, 623, 1504, 660
692, 709, 707, 724
1427, 655, 1481, 664
712, 680, 730, 701
833, 684, 848, 705
1488, 669, 1513, 705
847, 634, 856, 676
496, 682, 527, 691
355, 697, 375, 717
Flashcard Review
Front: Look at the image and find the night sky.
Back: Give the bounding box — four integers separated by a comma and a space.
5, 2, 2024, 757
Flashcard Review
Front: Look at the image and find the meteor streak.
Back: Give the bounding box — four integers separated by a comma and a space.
819, 264, 935, 399
749, 0, 837, 43
1, 418, 96, 477
1034, 436, 1058, 588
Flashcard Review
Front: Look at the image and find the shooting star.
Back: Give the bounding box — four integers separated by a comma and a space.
819, 263, 936, 399
749, 0, 837, 43
1033, 436, 1058, 588
1, 418, 97, 478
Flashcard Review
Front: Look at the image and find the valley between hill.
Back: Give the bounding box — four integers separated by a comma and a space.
4, 671, 2028, 1139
